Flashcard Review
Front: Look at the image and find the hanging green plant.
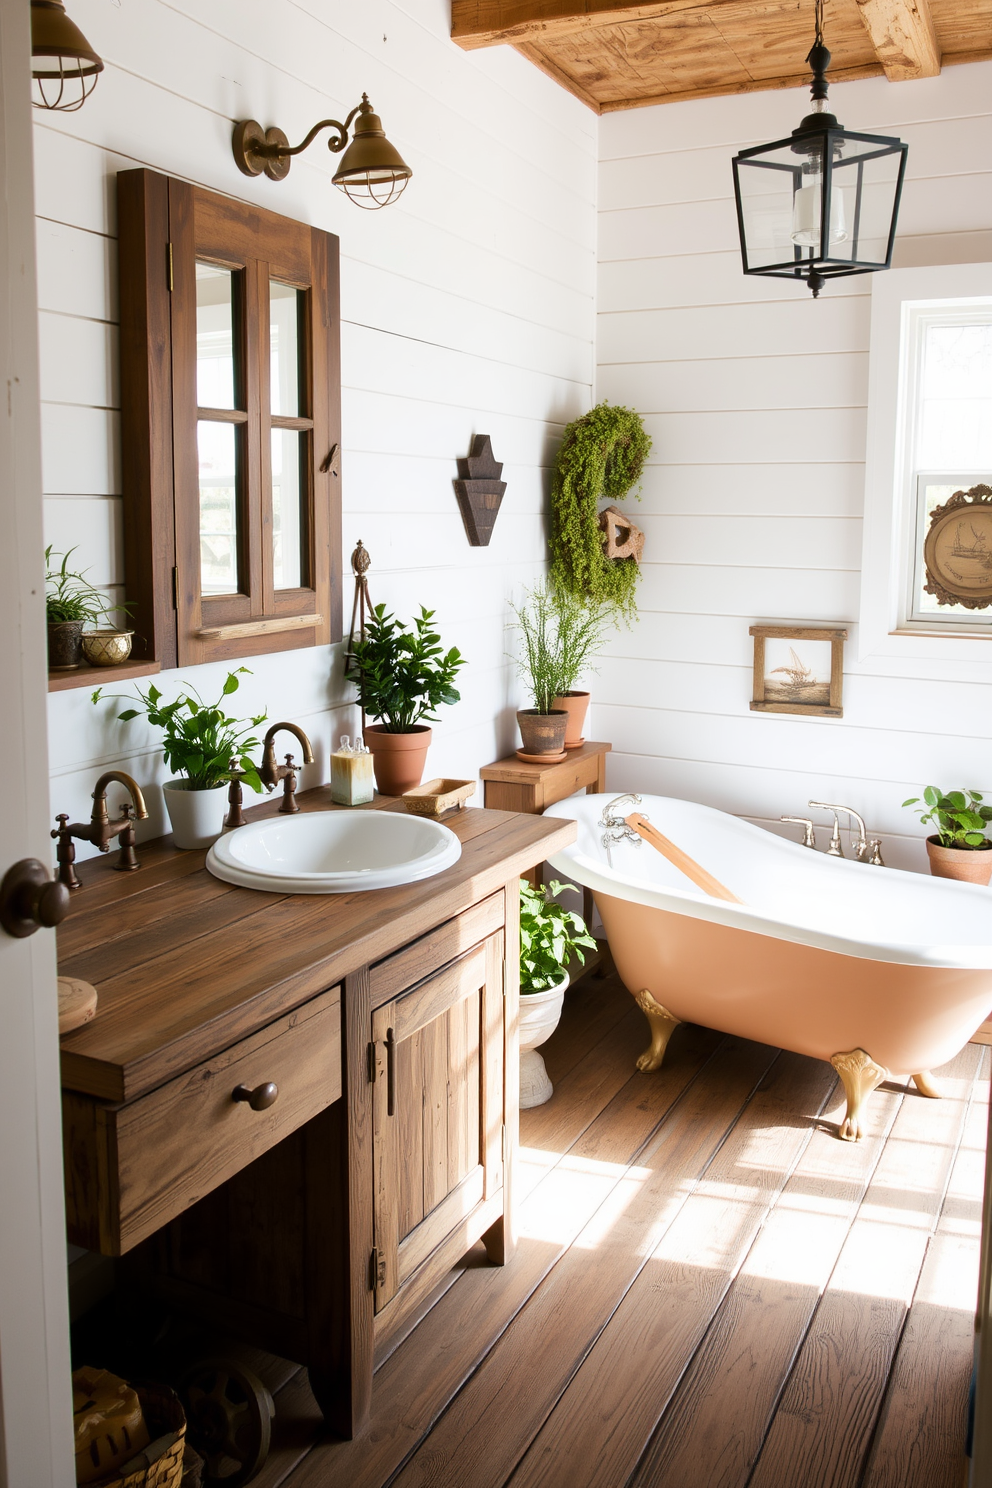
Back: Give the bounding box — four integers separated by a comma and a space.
549, 402, 651, 618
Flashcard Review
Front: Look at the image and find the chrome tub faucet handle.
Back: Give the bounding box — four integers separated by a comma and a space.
600, 793, 644, 867
599, 792, 642, 830
781, 816, 816, 849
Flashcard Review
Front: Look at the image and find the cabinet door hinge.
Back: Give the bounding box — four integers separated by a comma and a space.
171, 566, 178, 610
167, 241, 174, 292
367, 1040, 377, 1083
369, 1246, 386, 1291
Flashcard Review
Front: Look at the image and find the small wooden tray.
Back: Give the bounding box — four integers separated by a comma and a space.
402, 778, 476, 817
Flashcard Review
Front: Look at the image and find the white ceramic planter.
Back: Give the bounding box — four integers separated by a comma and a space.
519, 972, 568, 1109
163, 779, 228, 850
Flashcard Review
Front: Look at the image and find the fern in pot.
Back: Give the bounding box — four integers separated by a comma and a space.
92, 669, 266, 849
511, 583, 612, 758
518, 877, 597, 1108
345, 603, 465, 796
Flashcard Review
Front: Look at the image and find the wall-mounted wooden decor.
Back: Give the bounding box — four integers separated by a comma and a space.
923, 484, 992, 610
599, 504, 644, 562
749, 624, 847, 719
453, 435, 506, 546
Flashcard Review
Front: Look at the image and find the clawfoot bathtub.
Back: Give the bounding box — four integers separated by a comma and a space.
545, 794, 992, 1141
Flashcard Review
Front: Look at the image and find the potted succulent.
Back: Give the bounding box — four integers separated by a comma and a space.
903, 786, 992, 885
92, 669, 266, 849
45, 545, 131, 671
511, 583, 611, 757
518, 877, 597, 1108
345, 603, 465, 796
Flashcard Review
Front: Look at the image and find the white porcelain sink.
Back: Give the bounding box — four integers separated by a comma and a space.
205, 809, 462, 893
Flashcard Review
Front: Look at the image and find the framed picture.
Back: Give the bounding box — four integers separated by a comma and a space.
749, 624, 847, 718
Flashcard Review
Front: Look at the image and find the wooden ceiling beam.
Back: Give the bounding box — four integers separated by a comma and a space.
852, 0, 942, 79
451, 1, 704, 50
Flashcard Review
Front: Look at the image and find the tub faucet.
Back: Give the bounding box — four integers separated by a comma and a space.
809, 802, 876, 862
53, 770, 149, 889
599, 793, 644, 867
781, 816, 816, 849
259, 722, 315, 814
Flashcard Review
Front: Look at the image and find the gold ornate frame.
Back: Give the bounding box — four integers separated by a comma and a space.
923, 483, 992, 610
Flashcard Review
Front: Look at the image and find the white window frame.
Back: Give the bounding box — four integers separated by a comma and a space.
858, 262, 992, 677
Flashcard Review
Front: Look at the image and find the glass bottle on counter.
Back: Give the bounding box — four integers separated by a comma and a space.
330, 734, 374, 806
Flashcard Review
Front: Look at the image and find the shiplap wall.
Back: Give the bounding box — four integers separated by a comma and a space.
597, 62, 992, 871
39, 0, 595, 856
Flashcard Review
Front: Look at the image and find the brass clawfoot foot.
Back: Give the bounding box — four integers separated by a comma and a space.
830, 1048, 889, 1141
633, 989, 681, 1073
912, 1070, 943, 1099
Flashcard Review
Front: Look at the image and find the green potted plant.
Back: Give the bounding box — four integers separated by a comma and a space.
345, 604, 465, 796
903, 786, 992, 885
45, 545, 131, 671
518, 877, 597, 1108
511, 583, 611, 758
92, 669, 267, 849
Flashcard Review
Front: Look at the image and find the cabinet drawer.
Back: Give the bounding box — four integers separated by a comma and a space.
64, 986, 340, 1255
369, 891, 504, 1009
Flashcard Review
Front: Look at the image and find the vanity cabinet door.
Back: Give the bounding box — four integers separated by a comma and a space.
371, 932, 504, 1314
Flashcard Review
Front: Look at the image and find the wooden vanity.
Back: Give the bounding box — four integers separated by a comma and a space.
57, 788, 575, 1437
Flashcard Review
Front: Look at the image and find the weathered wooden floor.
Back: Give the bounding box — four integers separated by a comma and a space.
249, 970, 988, 1488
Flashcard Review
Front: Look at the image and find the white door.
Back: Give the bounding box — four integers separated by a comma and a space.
0, 0, 74, 1482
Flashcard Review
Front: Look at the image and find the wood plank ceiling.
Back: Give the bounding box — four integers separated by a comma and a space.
451, 0, 992, 112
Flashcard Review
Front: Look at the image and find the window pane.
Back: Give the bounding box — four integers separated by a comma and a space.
196, 263, 236, 410
918, 322, 992, 468
198, 421, 240, 594
271, 429, 306, 590
270, 281, 302, 416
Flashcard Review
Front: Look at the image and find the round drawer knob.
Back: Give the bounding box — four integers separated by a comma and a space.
232, 1081, 279, 1111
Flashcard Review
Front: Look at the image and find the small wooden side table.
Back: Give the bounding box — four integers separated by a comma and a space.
480, 740, 611, 925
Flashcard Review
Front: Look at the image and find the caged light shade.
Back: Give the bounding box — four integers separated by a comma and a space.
331, 97, 412, 210
731, 11, 907, 298
31, 0, 103, 113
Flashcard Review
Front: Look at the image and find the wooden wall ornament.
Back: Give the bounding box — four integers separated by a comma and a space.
749, 624, 847, 718
453, 435, 507, 546
598, 504, 644, 563
923, 484, 992, 610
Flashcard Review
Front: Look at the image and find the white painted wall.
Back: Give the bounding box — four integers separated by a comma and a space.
597, 63, 992, 870
39, 0, 596, 855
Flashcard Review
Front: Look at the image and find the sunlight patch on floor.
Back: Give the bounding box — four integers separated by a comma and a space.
518, 1148, 652, 1247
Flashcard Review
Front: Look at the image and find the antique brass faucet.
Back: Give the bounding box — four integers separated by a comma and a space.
53, 770, 149, 889
259, 723, 315, 814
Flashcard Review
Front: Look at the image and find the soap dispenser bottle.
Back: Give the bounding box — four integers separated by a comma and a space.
331, 734, 374, 806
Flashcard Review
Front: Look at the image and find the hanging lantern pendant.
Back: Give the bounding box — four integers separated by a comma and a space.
732, 1, 908, 296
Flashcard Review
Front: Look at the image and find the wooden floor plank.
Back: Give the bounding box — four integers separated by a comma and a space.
621, 1071, 905, 1488
283, 1021, 725, 1488
388, 1038, 782, 1488
508, 1051, 840, 1488
860, 1049, 990, 1488
539, 970, 631, 1088
746, 1043, 984, 1488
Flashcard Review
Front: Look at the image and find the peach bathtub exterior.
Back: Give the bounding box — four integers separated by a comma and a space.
545, 794, 992, 1079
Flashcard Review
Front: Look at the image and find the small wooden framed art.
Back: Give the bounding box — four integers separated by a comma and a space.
749, 624, 847, 718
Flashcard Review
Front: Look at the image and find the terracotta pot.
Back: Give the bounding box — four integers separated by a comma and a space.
926, 835, 992, 886
47, 619, 85, 671
519, 971, 568, 1109
516, 709, 568, 757
163, 779, 228, 850
551, 691, 590, 749
364, 724, 432, 796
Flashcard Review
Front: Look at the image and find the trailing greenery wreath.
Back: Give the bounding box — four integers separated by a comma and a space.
549, 402, 651, 618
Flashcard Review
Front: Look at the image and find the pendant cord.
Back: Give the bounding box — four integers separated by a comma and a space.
814, 0, 824, 47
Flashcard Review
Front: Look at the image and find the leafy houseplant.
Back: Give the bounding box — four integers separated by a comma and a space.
345, 604, 465, 795
92, 669, 267, 849
511, 583, 611, 756
549, 403, 652, 621
903, 786, 992, 885
518, 878, 597, 1108
45, 545, 129, 671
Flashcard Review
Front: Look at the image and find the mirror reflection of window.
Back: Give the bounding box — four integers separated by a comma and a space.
196, 263, 237, 410
269, 280, 301, 417
271, 429, 306, 591
198, 421, 240, 595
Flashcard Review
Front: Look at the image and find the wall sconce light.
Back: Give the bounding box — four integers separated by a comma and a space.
731, 0, 907, 297
232, 94, 412, 210
31, 0, 103, 112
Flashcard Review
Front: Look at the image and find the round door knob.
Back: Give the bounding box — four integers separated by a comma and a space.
0, 858, 71, 939
232, 1081, 279, 1111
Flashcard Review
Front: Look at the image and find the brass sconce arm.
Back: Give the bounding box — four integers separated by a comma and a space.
233, 109, 361, 180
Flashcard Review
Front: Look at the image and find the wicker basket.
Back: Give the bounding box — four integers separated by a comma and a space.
91, 1384, 186, 1488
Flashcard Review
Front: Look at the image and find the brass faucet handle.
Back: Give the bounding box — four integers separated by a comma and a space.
869, 839, 885, 866
781, 816, 816, 849
51, 812, 70, 841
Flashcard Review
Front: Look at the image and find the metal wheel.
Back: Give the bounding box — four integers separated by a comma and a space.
180, 1358, 274, 1487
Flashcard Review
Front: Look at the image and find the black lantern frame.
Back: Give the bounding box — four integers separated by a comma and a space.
731, 19, 908, 297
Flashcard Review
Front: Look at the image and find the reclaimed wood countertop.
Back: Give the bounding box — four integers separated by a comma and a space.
58, 789, 576, 1104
